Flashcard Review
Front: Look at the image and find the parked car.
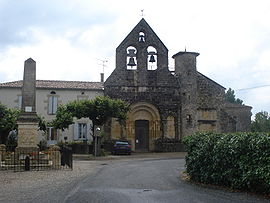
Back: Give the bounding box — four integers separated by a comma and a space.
111, 141, 131, 155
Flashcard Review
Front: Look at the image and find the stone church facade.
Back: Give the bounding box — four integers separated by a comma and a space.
104, 18, 252, 151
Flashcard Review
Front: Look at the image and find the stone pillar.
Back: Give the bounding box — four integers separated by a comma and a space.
48, 145, 61, 169
22, 58, 36, 112
0, 144, 6, 163
16, 58, 39, 152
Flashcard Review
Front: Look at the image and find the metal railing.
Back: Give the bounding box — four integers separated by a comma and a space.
0, 145, 72, 172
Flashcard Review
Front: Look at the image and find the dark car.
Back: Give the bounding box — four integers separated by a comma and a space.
111, 141, 131, 155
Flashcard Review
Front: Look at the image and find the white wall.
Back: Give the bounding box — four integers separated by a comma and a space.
0, 87, 103, 144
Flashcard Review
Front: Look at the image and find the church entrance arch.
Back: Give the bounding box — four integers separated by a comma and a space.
126, 102, 160, 151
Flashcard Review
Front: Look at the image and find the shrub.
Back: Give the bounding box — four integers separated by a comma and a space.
6, 130, 17, 151
183, 132, 270, 194
38, 139, 48, 151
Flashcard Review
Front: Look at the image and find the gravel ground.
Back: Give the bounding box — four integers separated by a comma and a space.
0, 160, 105, 203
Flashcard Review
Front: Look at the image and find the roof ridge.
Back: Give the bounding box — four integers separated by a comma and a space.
0, 79, 102, 83
0, 79, 104, 90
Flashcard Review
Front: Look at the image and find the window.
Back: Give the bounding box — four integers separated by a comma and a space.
78, 123, 87, 140
48, 96, 58, 115
47, 127, 58, 141
139, 31, 145, 42
74, 123, 89, 141
186, 114, 192, 123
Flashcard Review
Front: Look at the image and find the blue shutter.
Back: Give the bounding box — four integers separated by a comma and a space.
73, 123, 79, 140
48, 96, 53, 114
53, 96, 58, 114
87, 123, 91, 141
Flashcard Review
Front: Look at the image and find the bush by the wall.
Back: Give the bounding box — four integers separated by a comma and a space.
183, 132, 270, 194
6, 130, 17, 151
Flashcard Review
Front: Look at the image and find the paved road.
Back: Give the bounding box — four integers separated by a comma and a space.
64, 158, 269, 203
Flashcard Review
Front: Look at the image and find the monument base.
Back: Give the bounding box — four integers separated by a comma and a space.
17, 122, 39, 148
17, 112, 39, 148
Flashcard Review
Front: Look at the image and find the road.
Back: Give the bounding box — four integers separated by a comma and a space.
64, 158, 269, 203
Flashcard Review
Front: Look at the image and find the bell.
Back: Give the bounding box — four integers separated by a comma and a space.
149, 54, 156, 63
127, 57, 136, 66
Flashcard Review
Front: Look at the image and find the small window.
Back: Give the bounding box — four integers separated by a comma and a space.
186, 115, 192, 123
47, 127, 58, 141
139, 32, 145, 42
48, 96, 58, 115
74, 123, 88, 141
78, 123, 87, 140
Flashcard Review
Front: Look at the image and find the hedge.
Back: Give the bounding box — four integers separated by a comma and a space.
183, 132, 270, 194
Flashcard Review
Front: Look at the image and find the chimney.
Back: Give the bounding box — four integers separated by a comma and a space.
100, 73, 104, 82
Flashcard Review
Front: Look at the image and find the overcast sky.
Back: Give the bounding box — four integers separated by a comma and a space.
0, 0, 270, 116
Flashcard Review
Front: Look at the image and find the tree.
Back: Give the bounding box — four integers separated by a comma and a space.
251, 111, 270, 132
52, 96, 129, 156
52, 96, 130, 136
0, 103, 20, 144
0, 103, 47, 144
225, 88, 243, 105
37, 115, 48, 132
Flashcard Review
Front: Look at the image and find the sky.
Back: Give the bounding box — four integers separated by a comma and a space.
0, 0, 270, 117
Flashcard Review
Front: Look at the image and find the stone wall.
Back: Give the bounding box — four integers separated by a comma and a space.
224, 103, 252, 132
219, 110, 237, 133
197, 72, 226, 109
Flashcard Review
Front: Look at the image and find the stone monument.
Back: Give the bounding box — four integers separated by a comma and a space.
16, 58, 39, 151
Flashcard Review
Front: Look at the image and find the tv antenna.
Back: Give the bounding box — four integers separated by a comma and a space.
97, 59, 108, 82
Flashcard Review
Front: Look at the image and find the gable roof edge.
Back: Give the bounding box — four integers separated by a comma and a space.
116, 18, 168, 51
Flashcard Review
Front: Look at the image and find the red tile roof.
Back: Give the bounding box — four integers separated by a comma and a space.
0, 80, 104, 90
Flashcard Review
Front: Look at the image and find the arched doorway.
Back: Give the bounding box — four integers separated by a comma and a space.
126, 102, 161, 151
135, 120, 149, 151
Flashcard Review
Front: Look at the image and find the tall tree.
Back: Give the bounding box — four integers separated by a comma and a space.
251, 111, 270, 132
225, 88, 243, 105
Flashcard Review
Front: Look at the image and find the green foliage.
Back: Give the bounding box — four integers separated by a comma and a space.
183, 132, 270, 194
37, 115, 47, 132
38, 139, 48, 151
225, 88, 243, 105
0, 103, 20, 144
251, 111, 270, 132
0, 103, 48, 144
51, 105, 74, 131
52, 96, 130, 131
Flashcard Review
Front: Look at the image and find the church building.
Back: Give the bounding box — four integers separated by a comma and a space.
0, 18, 252, 151
104, 18, 252, 151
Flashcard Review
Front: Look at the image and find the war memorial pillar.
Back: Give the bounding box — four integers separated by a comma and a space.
16, 58, 39, 151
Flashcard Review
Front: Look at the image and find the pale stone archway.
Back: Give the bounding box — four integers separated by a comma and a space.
125, 102, 161, 151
